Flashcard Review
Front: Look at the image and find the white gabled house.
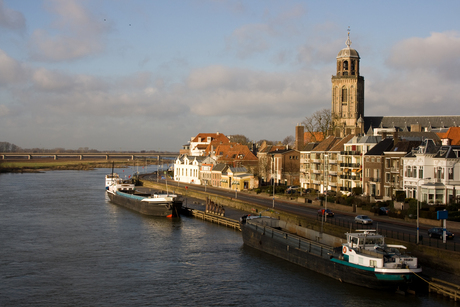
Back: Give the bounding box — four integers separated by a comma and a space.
173, 155, 215, 184
403, 139, 460, 204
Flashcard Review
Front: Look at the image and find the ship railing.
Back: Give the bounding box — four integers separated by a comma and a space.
247, 221, 334, 258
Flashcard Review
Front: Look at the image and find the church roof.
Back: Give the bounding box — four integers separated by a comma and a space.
337, 31, 359, 59
364, 116, 460, 133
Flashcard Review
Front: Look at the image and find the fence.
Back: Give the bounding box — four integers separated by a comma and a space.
316, 215, 459, 252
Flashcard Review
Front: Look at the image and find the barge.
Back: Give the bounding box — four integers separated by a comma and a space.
241, 215, 421, 290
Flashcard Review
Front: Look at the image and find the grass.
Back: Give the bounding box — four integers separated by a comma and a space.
0, 159, 129, 170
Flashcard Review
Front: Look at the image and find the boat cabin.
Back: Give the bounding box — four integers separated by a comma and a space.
342, 230, 418, 269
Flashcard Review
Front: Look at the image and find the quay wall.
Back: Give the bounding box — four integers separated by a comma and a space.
140, 180, 460, 276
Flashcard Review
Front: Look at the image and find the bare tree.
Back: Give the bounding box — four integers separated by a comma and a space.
228, 134, 251, 145
282, 135, 294, 147
302, 108, 338, 141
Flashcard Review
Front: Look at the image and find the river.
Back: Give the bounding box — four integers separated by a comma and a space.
0, 168, 455, 306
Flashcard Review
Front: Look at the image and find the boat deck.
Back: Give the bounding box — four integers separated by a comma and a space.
246, 219, 334, 259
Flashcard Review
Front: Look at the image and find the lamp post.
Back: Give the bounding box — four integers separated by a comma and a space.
417, 177, 431, 244
272, 154, 276, 208
325, 154, 328, 222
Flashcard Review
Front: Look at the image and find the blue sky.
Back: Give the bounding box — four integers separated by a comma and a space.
1, 0, 460, 151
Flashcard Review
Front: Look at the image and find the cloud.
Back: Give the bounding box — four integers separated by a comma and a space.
226, 4, 306, 59
28, 0, 109, 61
186, 65, 329, 117
0, 0, 26, 31
386, 31, 460, 80
364, 32, 460, 116
0, 49, 28, 85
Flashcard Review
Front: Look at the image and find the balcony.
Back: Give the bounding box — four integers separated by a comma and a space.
340, 150, 362, 156
391, 167, 400, 173
368, 177, 381, 182
328, 159, 337, 164
339, 163, 361, 168
312, 159, 322, 163
340, 174, 362, 181
312, 169, 321, 174
340, 187, 352, 192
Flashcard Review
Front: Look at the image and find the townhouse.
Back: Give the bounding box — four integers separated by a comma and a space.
403, 139, 460, 204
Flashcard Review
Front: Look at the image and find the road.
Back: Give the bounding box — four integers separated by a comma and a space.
142, 173, 459, 250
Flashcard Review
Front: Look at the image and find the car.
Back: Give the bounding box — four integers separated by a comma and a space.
355, 215, 373, 224
379, 207, 389, 215
286, 186, 300, 194
428, 227, 455, 240
304, 188, 318, 194
318, 208, 334, 217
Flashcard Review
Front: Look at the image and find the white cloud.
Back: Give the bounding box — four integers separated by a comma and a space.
28, 0, 108, 61
387, 31, 460, 80
365, 31, 460, 116
0, 49, 28, 85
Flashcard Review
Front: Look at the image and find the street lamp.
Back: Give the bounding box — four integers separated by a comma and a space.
272, 155, 275, 208
417, 177, 431, 244
324, 154, 328, 222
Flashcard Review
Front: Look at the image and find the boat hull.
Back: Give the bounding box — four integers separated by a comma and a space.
107, 191, 181, 217
241, 222, 417, 290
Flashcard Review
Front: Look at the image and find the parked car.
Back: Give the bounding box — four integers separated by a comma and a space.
304, 188, 318, 194
379, 207, 389, 215
428, 227, 455, 240
286, 186, 300, 194
355, 215, 373, 224
318, 208, 334, 217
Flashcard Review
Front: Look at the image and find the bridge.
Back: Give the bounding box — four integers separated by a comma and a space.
0, 152, 180, 161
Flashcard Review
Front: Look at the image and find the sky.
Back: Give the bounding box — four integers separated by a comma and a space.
1, 0, 460, 151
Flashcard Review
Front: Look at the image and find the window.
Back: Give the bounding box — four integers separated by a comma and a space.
419, 167, 423, 179
386, 159, 390, 168
342, 88, 347, 102
412, 166, 417, 178
343, 61, 348, 70
386, 173, 390, 183
449, 168, 454, 180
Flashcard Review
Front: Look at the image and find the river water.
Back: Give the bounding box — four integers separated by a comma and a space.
0, 168, 455, 306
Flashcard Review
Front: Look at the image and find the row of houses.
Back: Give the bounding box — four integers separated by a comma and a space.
174, 133, 258, 191
298, 127, 460, 204
172, 128, 460, 204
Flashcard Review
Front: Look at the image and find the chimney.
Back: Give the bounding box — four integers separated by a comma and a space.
295, 124, 305, 150
393, 131, 399, 146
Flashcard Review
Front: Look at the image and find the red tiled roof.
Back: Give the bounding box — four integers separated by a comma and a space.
437, 127, 460, 145
191, 133, 230, 143
304, 132, 324, 143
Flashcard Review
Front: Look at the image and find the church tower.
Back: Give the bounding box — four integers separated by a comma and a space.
331, 30, 364, 136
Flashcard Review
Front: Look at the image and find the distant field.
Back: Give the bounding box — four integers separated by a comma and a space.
0, 158, 150, 171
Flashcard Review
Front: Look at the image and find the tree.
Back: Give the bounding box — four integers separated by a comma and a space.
282, 135, 294, 147
302, 108, 338, 141
228, 134, 251, 145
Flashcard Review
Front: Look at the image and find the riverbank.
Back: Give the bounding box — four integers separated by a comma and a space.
0, 159, 146, 173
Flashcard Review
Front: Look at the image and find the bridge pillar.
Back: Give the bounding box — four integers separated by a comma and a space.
54, 155, 58, 160
131, 155, 135, 160
158, 155, 160, 164
106, 155, 109, 160
28, 155, 32, 160
80, 155, 83, 160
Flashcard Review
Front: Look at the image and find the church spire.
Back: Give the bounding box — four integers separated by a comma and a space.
345, 26, 352, 48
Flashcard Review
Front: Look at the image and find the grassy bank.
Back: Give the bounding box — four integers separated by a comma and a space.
0, 159, 144, 173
